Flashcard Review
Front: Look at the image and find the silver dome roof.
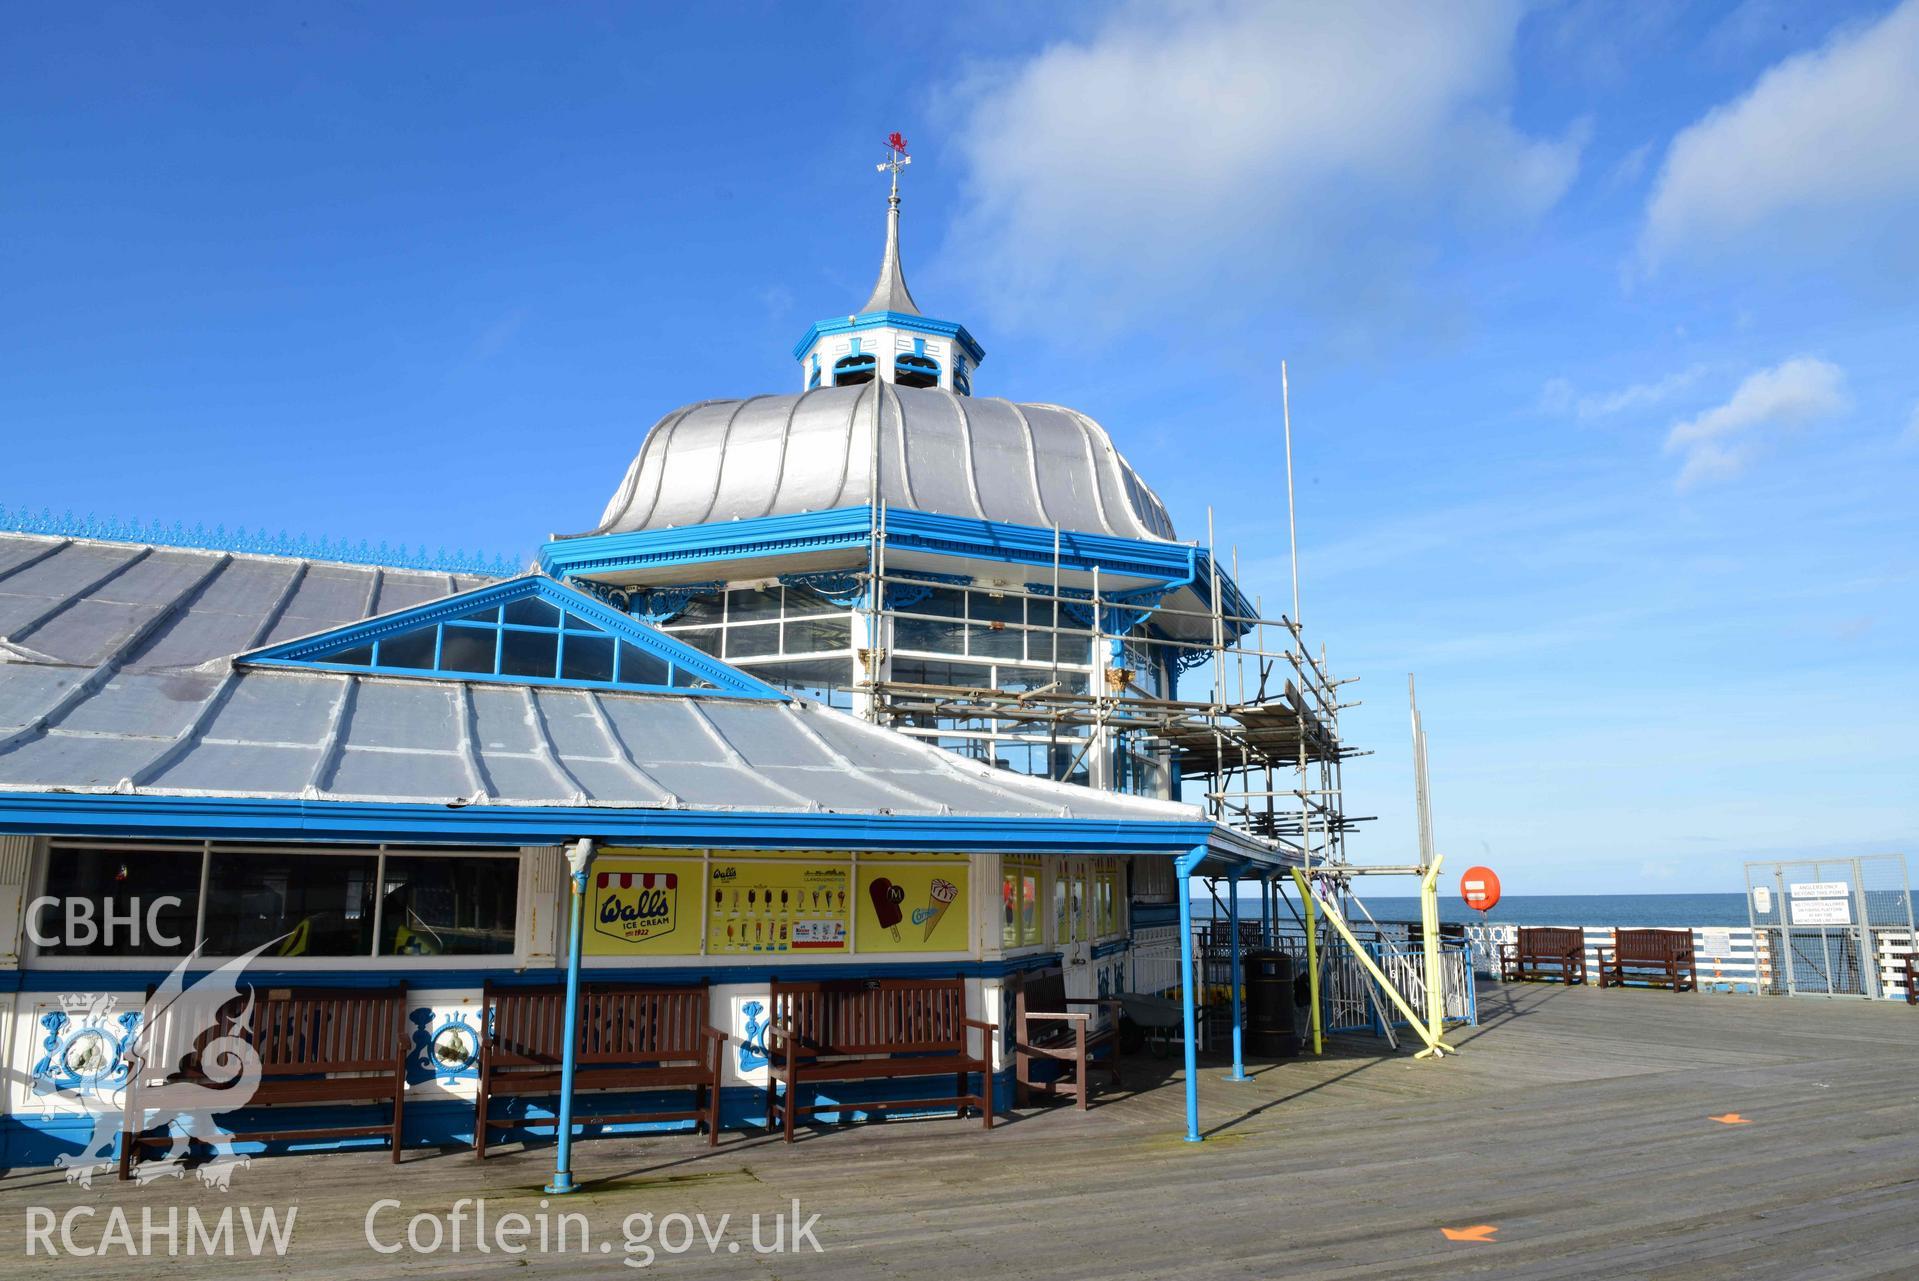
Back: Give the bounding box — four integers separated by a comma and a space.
579, 383, 1178, 542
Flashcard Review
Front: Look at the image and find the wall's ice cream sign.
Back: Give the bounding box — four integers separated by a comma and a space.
593, 870, 681, 946
587, 855, 710, 954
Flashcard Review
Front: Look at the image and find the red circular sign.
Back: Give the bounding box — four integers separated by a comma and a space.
1460, 866, 1501, 912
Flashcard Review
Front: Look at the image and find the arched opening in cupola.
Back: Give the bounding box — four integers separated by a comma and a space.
894, 353, 940, 389
833, 353, 877, 386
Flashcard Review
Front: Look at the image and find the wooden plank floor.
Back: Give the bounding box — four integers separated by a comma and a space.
4, 981, 1916, 1278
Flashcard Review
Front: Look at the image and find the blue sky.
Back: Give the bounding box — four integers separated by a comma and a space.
4, 3, 1915, 894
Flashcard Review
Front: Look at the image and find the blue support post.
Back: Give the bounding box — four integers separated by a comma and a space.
1175, 846, 1206, 1142
547, 839, 596, 1195
1226, 871, 1247, 1082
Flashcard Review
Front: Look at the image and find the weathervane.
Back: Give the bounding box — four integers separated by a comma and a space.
876, 131, 910, 206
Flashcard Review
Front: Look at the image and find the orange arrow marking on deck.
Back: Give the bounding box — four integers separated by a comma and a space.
1710, 1113, 1752, 1125
1441, 1225, 1499, 1243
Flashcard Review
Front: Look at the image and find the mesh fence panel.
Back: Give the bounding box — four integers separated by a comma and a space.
1745, 855, 1914, 999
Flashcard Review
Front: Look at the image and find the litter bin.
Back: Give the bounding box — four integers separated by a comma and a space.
1246, 949, 1304, 1057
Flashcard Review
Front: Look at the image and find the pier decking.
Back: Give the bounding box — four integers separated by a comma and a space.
6, 982, 1916, 1278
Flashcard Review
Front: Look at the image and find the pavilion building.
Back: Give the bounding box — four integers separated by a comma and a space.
0, 150, 1326, 1169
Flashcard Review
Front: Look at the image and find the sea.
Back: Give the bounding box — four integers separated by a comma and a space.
1192, 891, 1919, 930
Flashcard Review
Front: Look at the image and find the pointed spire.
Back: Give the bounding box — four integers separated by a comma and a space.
861, 133, 920, 316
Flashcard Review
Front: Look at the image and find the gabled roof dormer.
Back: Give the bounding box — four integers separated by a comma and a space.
241, 574, 784, 699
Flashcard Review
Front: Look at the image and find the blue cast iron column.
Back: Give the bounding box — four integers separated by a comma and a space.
1175, 845, 1206, 1142
547, 838, 597, 1195
1226, 870, 1247, 1082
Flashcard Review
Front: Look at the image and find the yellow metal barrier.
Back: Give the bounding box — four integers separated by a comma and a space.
1292, 868, 1458, 1058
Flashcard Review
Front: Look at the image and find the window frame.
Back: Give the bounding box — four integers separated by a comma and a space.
660, 583, 860, 704
27, 839, 526, 968
1000, 855, 1043, 952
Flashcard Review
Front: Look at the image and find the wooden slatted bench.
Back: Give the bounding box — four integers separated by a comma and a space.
476, 980, 727, 1157
764, 976, 994, 1142
1598, 928, 1697, 992
1500, 926, 1588, 984
119, 983, 409, 1180
1012, 966, 1121, 1110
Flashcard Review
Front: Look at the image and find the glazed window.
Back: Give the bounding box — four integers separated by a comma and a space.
661, 583, 857, 698
892, 588, 1095, 666
741, 657, 856, 710
34, 841, 522, 960
32, 843, 203, 958
379, 854, 518, 955
1115, 737, 1166, 797
284, 599, 713, 691
1094, 860, 1124, 937
202, 849, 379, 957
1001, 856, 1042, 950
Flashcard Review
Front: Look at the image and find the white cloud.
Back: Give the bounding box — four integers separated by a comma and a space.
1642, 1, 1919, 271
1664, 357, 1848, 489
1544, 365, 1707, 420
942, 0, 1579, 333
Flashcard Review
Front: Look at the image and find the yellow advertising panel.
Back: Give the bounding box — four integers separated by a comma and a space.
858, 859, 969, 952
585, 851, 704, 956
707, 857, 851, 956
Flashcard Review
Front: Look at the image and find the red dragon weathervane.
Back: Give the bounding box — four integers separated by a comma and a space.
878, 132, 911, 196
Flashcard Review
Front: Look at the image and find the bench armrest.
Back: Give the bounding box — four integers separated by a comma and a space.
962, 1017, 998, 1034
700, 1026, 729, 1043
1061, 996, 1123, 1011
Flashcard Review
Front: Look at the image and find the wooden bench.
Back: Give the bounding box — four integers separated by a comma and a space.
1598, 928, 1697, 992
764, 976, 993, 1142
1012, 967, 1121, 1110
1500, 926, 1587, 984
476, 981, 727, 1157
120, 983, 409, 1180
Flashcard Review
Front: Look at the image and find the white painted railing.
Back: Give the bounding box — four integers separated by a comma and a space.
1460, 923, 1917, 1000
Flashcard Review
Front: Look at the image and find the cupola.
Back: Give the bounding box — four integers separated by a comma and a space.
792, 134, 985, 396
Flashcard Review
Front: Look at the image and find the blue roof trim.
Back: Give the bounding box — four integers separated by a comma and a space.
0, 791, 1270, 863
792, 311, 986, 365
540, 507, 1257, 636
240, 574, 786, 700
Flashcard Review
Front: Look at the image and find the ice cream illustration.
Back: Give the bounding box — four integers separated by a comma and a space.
868, 876, 905, 941
922, 878, 959, 941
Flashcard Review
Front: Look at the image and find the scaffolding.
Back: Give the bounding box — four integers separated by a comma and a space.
840, 360, 1462, 1057
855, 550, 1359, 856
846, 376, 1354, 868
